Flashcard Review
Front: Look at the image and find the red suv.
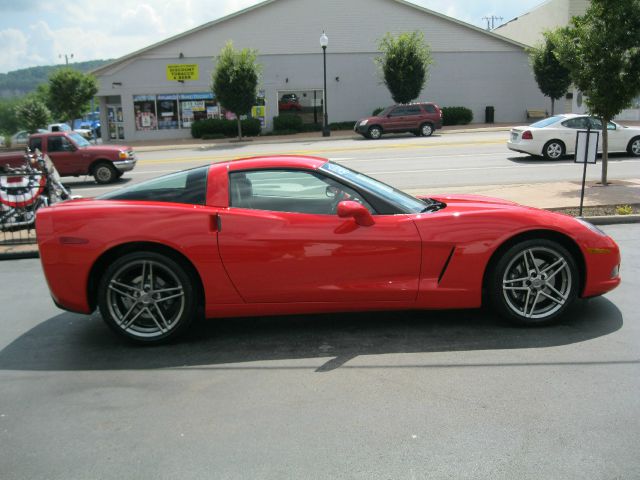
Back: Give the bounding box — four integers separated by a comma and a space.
354, 103, 442, 139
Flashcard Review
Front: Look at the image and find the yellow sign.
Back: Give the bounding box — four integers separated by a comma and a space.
166, 64, 199, 82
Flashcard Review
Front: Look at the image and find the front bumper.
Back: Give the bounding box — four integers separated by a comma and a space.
112, 158, 137, 172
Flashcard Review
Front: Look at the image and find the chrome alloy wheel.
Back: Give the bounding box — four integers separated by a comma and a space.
106, 259, 185, 339
630, 138, 640, 156
544, 141, 563, 160
421, 123, 433, 136
501, 246, 572, 319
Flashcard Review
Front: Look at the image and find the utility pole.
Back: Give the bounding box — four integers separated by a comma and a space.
59, 53, 74, 65
482, 16, 503, 30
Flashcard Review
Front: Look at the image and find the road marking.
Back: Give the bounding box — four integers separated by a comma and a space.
135, 140, 507, 165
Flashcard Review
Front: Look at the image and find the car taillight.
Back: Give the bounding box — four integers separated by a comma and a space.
522, 130, 533, 140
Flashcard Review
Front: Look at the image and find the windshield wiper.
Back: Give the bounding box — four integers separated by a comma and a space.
420, 199, 446, 213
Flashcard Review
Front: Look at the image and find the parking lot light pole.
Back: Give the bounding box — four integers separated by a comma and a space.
320, 32, 330, 137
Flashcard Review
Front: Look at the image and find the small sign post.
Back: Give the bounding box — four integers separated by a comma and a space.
574, 127, 599, 217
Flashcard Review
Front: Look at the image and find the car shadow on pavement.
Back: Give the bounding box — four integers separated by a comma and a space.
0, 297, 623, 373
507, 152, 633, 164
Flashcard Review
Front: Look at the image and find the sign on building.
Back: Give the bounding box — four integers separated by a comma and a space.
166, 64, 199, 82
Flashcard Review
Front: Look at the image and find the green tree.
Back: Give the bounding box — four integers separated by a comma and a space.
211, 41, 261, 140
47, 68, 98, 125
375, 31, 433, 104
0, 97, 21, 134
555, 0, 640, 185
15, 96, 51, 133
528, 32, 571, 115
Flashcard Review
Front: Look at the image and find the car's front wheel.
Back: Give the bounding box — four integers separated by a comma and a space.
93, 162, 118, 184
542, 140, 565, 160
488, 239, 579, 325
98, 251, 197, 344
627, 136, 640, 157
367, 126, 382, 140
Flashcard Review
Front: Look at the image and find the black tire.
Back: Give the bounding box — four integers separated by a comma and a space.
627, 136, 640, 157
93, 162, 118, 184
542, 140, 565, 160
367, 126, 382, 140
419, 123, 434, 137
98, 251, 198, 344
487, 239, 579, 326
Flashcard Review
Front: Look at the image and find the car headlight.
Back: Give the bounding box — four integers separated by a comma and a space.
360, 119, 368, 126
575, 217, 607, 236
118, 151, 128, 160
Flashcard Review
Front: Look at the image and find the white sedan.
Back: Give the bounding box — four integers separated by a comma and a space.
507, 114, 640, 160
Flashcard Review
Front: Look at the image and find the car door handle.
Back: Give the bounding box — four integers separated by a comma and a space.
210, 214, 221, 232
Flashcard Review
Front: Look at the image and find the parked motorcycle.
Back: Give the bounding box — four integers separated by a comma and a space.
1, 148, 73, 231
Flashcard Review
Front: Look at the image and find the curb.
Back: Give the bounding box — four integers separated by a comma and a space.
131, 126, 514, 153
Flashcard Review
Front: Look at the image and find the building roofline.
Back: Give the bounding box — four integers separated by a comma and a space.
92, 0, 529, 75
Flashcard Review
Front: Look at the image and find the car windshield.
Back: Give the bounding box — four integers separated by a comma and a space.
530, 116, 564, 128
320, 161, 429, 213
68, 132, 90, 147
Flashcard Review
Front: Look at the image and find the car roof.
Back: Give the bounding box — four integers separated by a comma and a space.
225, 155, 328, 171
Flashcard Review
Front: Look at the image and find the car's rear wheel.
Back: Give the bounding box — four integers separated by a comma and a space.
93, 162, 118, 184
488, 239, 578, 325
627, 136, 640, 157
368, 126, 382, 139
542, 140, 565, 160
98, 251, 197, 344
420, 123, 434, 137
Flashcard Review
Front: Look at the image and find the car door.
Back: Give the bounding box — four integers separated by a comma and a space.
589, 118, 627, 152
217, 168, 422, 304
558, 117, 590, 154
384, 106, 410, 132
45, 135, 79, 175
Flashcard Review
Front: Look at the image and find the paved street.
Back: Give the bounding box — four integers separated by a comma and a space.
63, 131, 640, 198
0, 224, 638, 479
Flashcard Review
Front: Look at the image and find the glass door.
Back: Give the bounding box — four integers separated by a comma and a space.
107, 105, 125, 140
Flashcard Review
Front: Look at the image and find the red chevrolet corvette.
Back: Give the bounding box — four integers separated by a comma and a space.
36, 156, 621, 344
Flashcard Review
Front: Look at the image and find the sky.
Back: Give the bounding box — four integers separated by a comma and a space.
0, 0, 544, 74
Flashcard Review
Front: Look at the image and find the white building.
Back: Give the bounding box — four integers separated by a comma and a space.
494, 0, 640, 119
92, 0, 549, 142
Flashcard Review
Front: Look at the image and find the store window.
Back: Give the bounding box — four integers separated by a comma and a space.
179, 93, 216, 128
157, 94, 179, 130
133, 95, 157, 131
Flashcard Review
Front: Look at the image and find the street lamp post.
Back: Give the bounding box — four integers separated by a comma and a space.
320, 32, 330, 137
59, 53, 74, 65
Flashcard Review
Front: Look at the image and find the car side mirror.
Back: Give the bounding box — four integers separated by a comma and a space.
337, 200, 375, 226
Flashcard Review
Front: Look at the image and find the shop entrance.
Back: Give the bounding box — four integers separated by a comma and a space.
107, 104, 125, 140
277, 89, 324, 125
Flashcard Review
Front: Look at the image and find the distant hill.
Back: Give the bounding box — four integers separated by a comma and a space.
0, 60, 113, 98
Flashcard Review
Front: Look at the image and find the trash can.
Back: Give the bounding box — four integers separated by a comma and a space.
485, 106, 495, 124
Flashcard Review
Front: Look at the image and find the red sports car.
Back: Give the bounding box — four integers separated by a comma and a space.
36, 156, 621, 344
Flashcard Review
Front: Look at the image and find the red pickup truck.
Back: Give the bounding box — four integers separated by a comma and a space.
0, 131, 136, 184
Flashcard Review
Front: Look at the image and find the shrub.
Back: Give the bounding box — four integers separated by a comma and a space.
616, 204, 633, 215
273, 114, 304, 132
441, 106, 473, 126
201, 133, 226, 140
372, 107, 385, 116
330, 121, 357, 131
191, 117, 261, 138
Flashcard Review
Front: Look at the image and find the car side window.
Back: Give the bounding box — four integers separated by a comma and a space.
562, 118, 589, 129
98, 166, 208, 205
47, 137, 63, 152
389, 107, 406, 117
405, 106, 421, 116
589, 118, 603, 130
423, 104, 436, 113
229, 169, 374, 215
29, 138, 42, 152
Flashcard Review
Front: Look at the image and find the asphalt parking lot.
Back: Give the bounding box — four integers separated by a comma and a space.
0, 223, 638, 479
